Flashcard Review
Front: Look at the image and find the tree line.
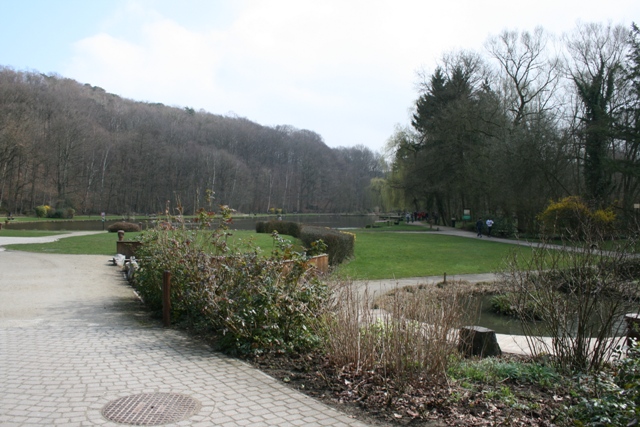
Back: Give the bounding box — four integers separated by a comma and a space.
385, 22, 640, 233
0, 67, 385, 216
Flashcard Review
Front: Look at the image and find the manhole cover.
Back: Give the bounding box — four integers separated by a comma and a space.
102, 392, 201, 425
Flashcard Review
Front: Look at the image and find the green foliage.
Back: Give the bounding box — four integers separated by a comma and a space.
568, 366, 638, 427
256, 221, 354, 265
49, 209, 65, 219
255, 220, 302, 238
299, 226, 355, 265
490, 293, 544, 321
133, 208, 328, 356
306, 239, 327, 257
107, 221, 142, 232
537, 196, 616, 238
492, 216, 518, 237
35, 206, 76, 219
448, 357, 561, 389
34, 205, 51, 218
489, 294, 517, 316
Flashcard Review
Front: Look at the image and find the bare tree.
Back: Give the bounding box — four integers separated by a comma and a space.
486, 27, 562, 126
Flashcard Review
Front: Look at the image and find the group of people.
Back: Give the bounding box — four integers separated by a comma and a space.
476, 217, 494, 238
404, 211, 433, 223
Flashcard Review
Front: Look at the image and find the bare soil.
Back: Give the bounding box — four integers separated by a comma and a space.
245, 351, 567, 426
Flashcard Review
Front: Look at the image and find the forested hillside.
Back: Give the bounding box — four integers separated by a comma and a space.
0, 67, 384, 215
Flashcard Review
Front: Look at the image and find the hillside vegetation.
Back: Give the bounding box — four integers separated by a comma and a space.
0, 67, 383, 216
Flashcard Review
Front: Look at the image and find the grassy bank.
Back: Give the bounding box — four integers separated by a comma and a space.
336, 230, 532, 279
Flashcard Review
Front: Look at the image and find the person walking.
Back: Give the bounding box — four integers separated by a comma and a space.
486, 218, 494, 237
476, 217, 483, 237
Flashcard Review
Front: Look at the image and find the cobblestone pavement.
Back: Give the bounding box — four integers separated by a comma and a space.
0, 250, 370, 426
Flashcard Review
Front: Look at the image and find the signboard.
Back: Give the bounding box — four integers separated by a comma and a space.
462, 209, 471, 221
101, 212, 106, 222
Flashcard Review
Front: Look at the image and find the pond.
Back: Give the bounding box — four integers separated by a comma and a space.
4, 214, 377, 232
470, 294, 637, 337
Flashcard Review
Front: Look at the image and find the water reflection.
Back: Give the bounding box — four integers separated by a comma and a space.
470, 294, 636, 337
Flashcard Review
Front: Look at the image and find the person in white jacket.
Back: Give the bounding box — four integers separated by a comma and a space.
486, 218, 494, 237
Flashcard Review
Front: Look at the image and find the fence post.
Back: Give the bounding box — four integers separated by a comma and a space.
162, 270, 171, 327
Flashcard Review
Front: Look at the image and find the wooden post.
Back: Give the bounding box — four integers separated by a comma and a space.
162, 270, 171, 327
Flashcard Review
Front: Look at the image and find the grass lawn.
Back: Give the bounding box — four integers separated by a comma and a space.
3, 227, 532, 279
4, 215, 121, 223
336, 231, 534, 280
2, 232, 140, 255
0, 229, 66, 237
2, 230, 294, 256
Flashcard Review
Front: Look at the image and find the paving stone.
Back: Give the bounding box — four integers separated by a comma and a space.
0, 250, 370, 426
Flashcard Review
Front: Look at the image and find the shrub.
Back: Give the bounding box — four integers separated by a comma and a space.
48, 209, 65, 219
107, 221, 141, 233
133, 212, 328, 356
35, 205, 51, 218
256, 222, 354, 265
537, 196, 616, 239
255, 220, 302, 237
299, 225, 355, 265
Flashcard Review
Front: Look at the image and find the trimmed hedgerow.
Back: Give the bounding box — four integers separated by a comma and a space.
256, 221, 355, 265
107, 221, 141, 232
255, 220, 302, 237
299, 225, 355, 265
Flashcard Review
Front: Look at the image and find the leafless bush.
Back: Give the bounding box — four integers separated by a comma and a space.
322, 279, 470, 385
499, 226, 640, 373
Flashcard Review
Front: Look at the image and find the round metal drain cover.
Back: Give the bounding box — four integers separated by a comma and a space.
102, 392, 201, 425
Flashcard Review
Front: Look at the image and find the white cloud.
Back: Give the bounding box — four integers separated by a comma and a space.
62, 0, 640, 151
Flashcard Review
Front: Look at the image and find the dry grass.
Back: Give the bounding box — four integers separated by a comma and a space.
322, 279, 481, 386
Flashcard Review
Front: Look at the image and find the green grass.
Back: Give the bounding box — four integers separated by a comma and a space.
0, 229, 66, 237
336, 231, 534, 280
3, 227, 534, 280
2, 230, 295, 256
3, 232, 140, 255
3, 215, 122, 223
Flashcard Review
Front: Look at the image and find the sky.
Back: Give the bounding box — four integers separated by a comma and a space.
1, 0, 638, 152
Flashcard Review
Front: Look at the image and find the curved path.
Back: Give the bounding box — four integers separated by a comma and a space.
0, 230, 104, 250
355, 223, 626, 355
0, 236, 370, 426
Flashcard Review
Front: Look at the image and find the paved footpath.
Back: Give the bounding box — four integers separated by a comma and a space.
0, 246, 370, 426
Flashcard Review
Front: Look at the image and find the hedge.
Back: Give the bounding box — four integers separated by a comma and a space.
107, 221, 142, 232
256, 221, 355, 265
299, 225, 354, 265
255, 220, 302, 238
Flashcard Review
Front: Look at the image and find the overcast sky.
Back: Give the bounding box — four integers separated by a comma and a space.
1, 0, 638, 152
